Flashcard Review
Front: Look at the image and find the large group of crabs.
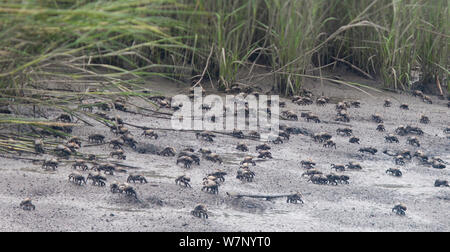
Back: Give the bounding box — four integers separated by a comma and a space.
19, 85, 449, 220
23, 104, 153, 210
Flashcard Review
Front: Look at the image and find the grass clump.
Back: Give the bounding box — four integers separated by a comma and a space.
324, 0, 448, 90
1, 0, 448, 93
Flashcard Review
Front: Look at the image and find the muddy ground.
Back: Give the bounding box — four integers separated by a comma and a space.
0, 73, 449, 232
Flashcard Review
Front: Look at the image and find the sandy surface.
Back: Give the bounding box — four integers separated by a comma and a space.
0, 75, 449, 232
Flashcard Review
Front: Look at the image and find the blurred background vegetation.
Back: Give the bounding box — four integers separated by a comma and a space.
0, 0, 448, 94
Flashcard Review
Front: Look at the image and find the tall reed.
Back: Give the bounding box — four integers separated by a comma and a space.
0, 0, 448, 97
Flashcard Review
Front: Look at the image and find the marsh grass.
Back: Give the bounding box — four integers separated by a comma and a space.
0, 0, 448, 153
326, 0, 448, 90
1, 0, 447, 92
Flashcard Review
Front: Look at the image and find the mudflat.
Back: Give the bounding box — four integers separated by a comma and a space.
0, 78, 449, 232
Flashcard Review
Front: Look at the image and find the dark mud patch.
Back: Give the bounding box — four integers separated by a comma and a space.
374, 184, 413, 189
227, 198, 269, 214
107, 195, 148, 207
145, 195, 165, 206
327, 96, 347, 104
140, 170, 173, 180
20, 167, 56, 175
135, 143, 160, 154
97, 206, 147, 213
220, 153, 248, 165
